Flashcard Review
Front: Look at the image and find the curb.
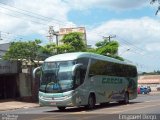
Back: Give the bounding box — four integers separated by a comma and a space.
0, 103, 39, 112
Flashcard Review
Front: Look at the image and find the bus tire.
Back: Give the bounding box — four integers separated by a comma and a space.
119, 92, 129, 104
57, 106, 66, 111
85, 94, 96, 109
124, 92, 129, 104
100, 102, 109, 106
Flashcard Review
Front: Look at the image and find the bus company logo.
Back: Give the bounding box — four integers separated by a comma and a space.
102, 77, 122, 84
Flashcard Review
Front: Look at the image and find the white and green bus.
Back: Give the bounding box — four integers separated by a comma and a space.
33, 52, 137, 110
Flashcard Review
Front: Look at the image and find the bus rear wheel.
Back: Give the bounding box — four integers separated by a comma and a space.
85, 94, 96, 109
57, 106, 66, 111
119, 92, 129, 104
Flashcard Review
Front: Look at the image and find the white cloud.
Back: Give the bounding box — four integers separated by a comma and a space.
0, 0, 74, 43
86, 17, 160, 71
66, 0, 148, 10
0, 0, 151, 44
146, 43, 160, 51
87, 17, 160, 48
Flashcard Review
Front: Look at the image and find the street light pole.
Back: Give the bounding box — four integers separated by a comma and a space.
53, 32, 58, 46
119, 48, 130, 56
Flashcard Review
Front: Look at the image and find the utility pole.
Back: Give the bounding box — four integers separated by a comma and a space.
103, 35, 116, 42
47, 26, 59, 46
47, 26, 59, 54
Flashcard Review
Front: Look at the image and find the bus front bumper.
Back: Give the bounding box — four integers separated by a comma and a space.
39, 94, 74, 107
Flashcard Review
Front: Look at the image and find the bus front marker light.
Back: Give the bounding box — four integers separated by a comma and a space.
39, 96, 43, 99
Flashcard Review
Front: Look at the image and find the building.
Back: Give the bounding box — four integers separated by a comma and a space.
0, 43, 10, 58
0, 43, 20, 99
0, 43, 38, 101
138, 75, 160, 91
58, 27, 87, 45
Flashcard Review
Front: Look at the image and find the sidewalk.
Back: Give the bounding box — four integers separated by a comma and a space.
149, 91, 160, 95
0, 100, 39, 111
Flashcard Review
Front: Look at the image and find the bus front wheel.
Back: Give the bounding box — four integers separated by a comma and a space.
57, 106, 66, 111
85, 94, 96, 109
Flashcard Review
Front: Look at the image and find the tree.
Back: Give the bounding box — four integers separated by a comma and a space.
61, 32, 87, 52
87, 39, 124, 61
3, 39, 43, 65
56, 44, 75, 54
40, 43, 56, 56
151, 0, 160, 15
95, 39, 109, 48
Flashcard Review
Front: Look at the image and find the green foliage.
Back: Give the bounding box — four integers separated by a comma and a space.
88, 39, 124, 61
3, 32, 124, 63
56, 44, 75, 54
86, 48, 96, 53
41, 43, 56, 55
95, 39, 109, 48
3, 39, 43, 63
61, 32, 86, 52
96, 41, 119, 55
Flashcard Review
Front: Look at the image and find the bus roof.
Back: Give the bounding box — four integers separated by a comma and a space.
45, 52, 135, 66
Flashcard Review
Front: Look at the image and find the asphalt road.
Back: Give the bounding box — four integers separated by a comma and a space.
1, 94, 160, 120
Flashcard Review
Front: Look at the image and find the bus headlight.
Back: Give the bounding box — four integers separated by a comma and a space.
72, 91, 78, 96
64, 95, 71, 99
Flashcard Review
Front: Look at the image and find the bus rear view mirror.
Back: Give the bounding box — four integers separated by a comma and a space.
72, 64, 83, 76
33, 66, 41, 79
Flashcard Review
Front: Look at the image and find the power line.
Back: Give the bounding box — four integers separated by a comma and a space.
0, 11, 47, 25
0, 2, 67, 23
0, 2, 72, 26
0, 4, 49, 22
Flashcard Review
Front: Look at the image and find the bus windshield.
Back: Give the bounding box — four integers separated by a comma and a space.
40, 61, 75, 93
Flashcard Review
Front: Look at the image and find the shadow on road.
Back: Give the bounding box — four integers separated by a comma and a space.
45, 101, 141, 113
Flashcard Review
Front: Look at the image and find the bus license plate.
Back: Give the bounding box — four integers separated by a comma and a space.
50, 102, 56, 105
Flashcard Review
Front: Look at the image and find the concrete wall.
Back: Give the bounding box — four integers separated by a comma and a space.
19, 73, 32, 97
138, 75, 160, 91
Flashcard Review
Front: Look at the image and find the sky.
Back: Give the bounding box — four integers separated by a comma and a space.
0, 0, 160, 72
